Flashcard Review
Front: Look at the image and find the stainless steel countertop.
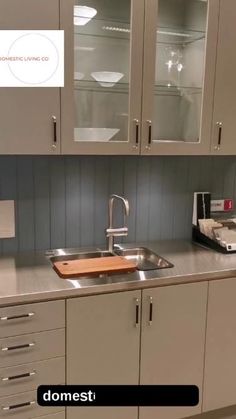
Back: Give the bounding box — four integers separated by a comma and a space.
0, 240, 236, 307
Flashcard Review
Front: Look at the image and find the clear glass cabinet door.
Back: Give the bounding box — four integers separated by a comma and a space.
141, 0, 218, 155
61, 0, 144, 154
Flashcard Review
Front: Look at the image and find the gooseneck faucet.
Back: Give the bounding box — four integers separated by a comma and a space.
106, 194, 129, 252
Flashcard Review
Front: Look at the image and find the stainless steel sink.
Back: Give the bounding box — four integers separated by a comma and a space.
47, 247, 173, 276
114, 247, 173, 271
50, 250, 114, 264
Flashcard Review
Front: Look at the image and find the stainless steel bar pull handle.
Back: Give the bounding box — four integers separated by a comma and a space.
52, 115, 57, 148
146, 120, 152, 149
135, 298, 140, 327
0, 312, 34, 321
2, 342, 35, 352
215, 122, 223, 150
133, 119, 139, 148
2, 371, 36, 382
147, 120, 152, 145
149, 296, 153, 325
2, 400, 35, 411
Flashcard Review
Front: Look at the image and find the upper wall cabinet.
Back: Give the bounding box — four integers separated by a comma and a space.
61, 0, 220, 155
0, 0, 61, 155
211, 0, 236, 155
61, 0, 144, 155
141, 0, 220, 155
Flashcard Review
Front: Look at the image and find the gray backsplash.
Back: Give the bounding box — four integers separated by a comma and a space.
0, 155, 236, 254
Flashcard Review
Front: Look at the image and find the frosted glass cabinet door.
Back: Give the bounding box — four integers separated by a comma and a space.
61, 0, 144, 154
141, 0, 220, 155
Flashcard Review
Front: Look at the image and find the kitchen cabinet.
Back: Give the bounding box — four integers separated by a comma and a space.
140, 282, 208, 419
61, 0, 144, 155
61, 0, 219, 155
141, 0, 219, 155
211, 0, 236, 155
0, 299, 65, 417
203, 278, 236, 412
66, 290, 141, 419
67, 283, 207, 419
0, 0, 61, 155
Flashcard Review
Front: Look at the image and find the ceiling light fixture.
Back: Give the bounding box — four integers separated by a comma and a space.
74, 5, 97, 26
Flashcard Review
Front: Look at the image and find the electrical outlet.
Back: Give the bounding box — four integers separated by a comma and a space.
0, 200, 15, 238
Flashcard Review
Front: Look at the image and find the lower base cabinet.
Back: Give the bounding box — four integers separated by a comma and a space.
67, 407, 137, 419
0, 390, 64, 419
66, 291, 141, 419
66, 283, 208, 419
140, 282, 208, 419
203, 278, 236, 412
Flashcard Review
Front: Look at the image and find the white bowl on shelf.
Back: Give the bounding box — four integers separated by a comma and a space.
74, 72, 84, 80
91, 71, 124, 87
74, 128, 120, 142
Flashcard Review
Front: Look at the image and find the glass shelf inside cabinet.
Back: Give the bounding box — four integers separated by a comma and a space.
74, 17, 130, 41
157, 26, 205, 45
74, 79, 129, 94
154, 84, 202, 96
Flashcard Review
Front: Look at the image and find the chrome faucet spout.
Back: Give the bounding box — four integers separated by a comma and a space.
106, 195, 129, 252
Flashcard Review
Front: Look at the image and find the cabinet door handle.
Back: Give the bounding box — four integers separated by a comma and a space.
147, 120, 152, 145
2, 342, 35, 352
2, 400, 35, 411
2, 370, 36, 382
215, 122, 223, 151
0, 312, 34, 321
52, 115, 57, 148
135, 298, 140, 327
149, 296, 153, 325
145, 120, 152, 150
133, 119, 139, 148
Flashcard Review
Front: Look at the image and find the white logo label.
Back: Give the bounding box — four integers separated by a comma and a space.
0, 30, 64, 87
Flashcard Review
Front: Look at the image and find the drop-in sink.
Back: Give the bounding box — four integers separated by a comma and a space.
50, 250, 114, 264
46, 247, 173, 279
114, 247, 173, 271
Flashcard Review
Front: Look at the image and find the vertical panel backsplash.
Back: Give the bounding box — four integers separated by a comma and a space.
0, 155, 236, 254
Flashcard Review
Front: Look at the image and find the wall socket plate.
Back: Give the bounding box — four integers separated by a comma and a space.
0, 200, 15, 238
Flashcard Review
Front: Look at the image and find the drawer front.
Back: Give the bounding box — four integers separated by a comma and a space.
0, 329, 65, 368
0, 391, 64, 419
0, 357, 65, 397
0, 301, 65, 338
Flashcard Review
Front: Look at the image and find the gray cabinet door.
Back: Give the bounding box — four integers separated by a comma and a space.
140, 282, 208, 419
0, 0, 60, 154
60, 0, 144, 155
66, 290, 141, 419
141, 0, 219, 155
211, 0, 236, 154
203, 278, 236, 411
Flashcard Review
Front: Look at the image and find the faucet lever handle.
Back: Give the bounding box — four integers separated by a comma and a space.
106, 227, 128, 237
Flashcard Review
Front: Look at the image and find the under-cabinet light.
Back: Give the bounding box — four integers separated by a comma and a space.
74, 6, 97, 26
157, 30, 191, 38
74, 46, 95, 52
102, 26, 193, 38
102, 26, 130, 33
